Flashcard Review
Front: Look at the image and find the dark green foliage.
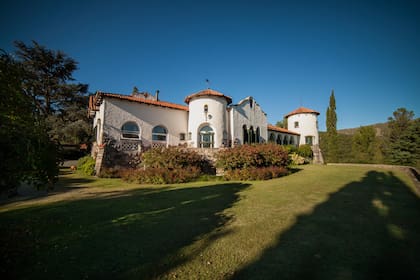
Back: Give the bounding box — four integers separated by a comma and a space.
275, 118, 287, 128
0, 51, 59, 192
325, 89, 338, 162
352, 125, 382, 163
386, 109, 419, 168
77, 156, 95, 176
14, 40, 91, 144
320, 132, 354, 163
283, 145, 298, 154
297, 144, 313, 158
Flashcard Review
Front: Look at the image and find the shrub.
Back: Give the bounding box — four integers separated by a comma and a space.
77, 155, 95, 176
121, 167, 201, 184
142, 146, 207, 170
283, 145, 298, 154
98, 167, 121, 178
297, 144, 313, 158
216, 143, 289, 170
289, 153, 307, 165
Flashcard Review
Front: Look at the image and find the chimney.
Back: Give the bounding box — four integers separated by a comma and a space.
155, 90, 160, 101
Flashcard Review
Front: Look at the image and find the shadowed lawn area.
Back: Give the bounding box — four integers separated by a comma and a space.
1, 165, 420, 279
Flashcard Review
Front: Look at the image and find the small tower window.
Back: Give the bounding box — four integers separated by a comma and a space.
294, 121, 299, 128
204, 104, 208, 113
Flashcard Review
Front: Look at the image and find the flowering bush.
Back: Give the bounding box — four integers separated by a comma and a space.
121, 167, 201, 184
216, 143, 289, 170
224, 166, 288, 181
216, 144, 289, 180
142, 146, 207, 170
115, 147, 208, 184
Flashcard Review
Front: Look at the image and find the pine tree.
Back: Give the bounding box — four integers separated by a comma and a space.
326, 89, 338, 162
386, 108, 419, 167
14, 40, 90, 143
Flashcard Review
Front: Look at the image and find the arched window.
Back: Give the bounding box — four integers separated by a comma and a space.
256, 127, 260, 143
152, 125, 167, 141
121, 121, 140, 139
290, 136, 294, 145
249, 126, 255, 143
269, 133, 275, 142
199, 125, 214, 148
243, 125, 248, 144
276, 134, 282, 145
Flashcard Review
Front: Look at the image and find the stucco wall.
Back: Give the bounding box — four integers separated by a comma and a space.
230, 97, 268, 144
287, 113, 319, 145
102, 98, 188, 149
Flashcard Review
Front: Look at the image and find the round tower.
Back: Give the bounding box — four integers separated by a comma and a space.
285, 107, 320, 146
185, 89, 232, 148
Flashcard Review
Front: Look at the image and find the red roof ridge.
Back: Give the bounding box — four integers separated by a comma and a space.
184, 89, 233, 104
267, 124, 300, 135
285, 106, 320, 118
94, 92, 189, 111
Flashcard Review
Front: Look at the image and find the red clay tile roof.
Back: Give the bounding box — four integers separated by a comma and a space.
285, 107, 320, 118
184, 89, 233, 104
91, 91, 189, 112
267, 125, 300, 136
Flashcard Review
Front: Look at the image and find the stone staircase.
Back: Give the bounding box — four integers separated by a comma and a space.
311, 144, 324, 164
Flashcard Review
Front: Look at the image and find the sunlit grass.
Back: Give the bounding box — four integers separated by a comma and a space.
1, 165, 419, 279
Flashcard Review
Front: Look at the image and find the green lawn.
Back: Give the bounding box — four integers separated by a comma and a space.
1, 165, 420, 279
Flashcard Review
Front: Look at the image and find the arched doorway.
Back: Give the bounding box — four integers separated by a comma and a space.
243, 125, 248, 144
199, 125, 214, 148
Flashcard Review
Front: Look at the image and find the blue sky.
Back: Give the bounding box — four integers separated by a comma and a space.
1, 0, 419, 130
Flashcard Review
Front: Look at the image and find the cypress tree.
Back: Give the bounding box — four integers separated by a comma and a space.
326, 90, 338, 162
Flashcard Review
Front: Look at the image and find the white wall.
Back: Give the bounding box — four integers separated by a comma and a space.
93, 101, 105, 144
287, 113, 319, 145
102, 98, 188, 148
187, 96, 228, 148
230, 97, 268, 144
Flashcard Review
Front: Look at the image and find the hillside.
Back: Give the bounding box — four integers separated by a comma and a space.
322, 122, 388, 136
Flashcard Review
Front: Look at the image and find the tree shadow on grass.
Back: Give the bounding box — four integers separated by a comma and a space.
0, 182, 250, 279
233, 171, 420, 279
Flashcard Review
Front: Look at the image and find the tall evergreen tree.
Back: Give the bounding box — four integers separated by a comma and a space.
0, 50, 59, 192
326, 89, 338, 162
386, 108, 419, 167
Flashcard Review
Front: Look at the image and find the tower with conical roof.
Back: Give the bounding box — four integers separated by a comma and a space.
285, 107, 320, 146
185, 89, 232, 148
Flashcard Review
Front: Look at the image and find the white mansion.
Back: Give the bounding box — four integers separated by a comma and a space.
88, 88, 321, 171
